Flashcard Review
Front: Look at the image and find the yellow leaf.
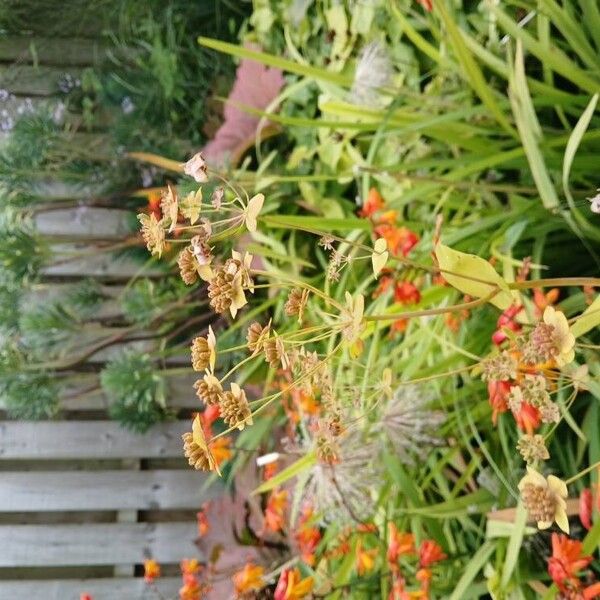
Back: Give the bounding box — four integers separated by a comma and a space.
245, 193, 264, 232
435, 243, 512, 310
571, 295, 600, 338
180, 188, 203, 224
371, 238, 388, 276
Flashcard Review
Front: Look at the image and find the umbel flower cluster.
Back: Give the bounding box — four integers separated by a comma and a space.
136, 151, 600, 598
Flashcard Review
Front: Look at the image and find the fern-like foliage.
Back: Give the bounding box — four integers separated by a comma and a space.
0, 343, 59, 419
0, 210, 48, 283
100, 350, 172, 432
120, 277, 189, 325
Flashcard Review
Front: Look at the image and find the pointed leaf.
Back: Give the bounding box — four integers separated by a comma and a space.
435, 243, 513, 310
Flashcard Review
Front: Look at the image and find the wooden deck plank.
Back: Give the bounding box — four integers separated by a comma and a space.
0, 469, 213, 512
0, 421, 191, 460
0, 65, 84, 96
0, 577, 182, 599
34, 208, 135, 240
0, 522, 200, 566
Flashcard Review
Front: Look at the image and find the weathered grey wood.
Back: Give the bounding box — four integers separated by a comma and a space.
0, 37, 108, 66
60, 376, 199, 411
0, 522, 200, 566
0, 469, 211, 512
0, 577, 182, 600
0, 421, 191, 460
35, 208, 135, 240
0, 65, 83, 96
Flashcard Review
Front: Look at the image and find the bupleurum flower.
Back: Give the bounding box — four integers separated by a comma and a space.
246, 321, 270, 355
207, 264, 235, 314
220, 383, 252, 430
194, 373, 223, 406
517, 434, 550, 463
191, 326, 216, 372
518, 467, 569, 532
523, 307, 575, 367
138, 213, 165, 257
178, 247, 200, 285
481, 350, 517, 382
284, 288, 309, 322
182, 415, 218, 473
263, 335, 289, 370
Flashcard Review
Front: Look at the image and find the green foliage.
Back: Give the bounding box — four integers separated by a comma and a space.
120, 277, 189, 325
100, 351, 172, 432
0, 211, 48, 283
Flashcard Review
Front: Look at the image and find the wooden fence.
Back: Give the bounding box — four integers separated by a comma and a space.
0, 33, 217, 599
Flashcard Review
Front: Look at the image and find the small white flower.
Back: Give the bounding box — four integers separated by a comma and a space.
587, 189, 600, 214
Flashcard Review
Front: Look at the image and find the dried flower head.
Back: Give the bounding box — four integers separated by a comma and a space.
194, 373, 223, 407
211, 187, 224, 210
138, 213, 165, 257
191, 326, 216, 372
178, 247, 200, 285
518, 467, 569, 532
263, 335, 289, 370
295, 428, 381, 523
246, 321, 270, 355
208, 251, 254, 318
285, 288, 309, 322
319, 235, 335, 251
183, 151, 208, 183
180, 188, 203, 224
517, 434, 550, 463
182, 415, 220, 474
316, 429, 340, 465
523, 307, 575, 367
220, 383, 252, 430
481, 351, 517, 382
160, 184, 179, 232
380, 385, 445, 466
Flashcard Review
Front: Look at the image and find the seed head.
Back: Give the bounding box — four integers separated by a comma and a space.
208, 265, 235, 314
284, 288, 309, 322
219, 383, 252, 430
246, 321, 270, 355
191, 337, 211, 371
517, 434, 550, 463
194, 373, 223, 406
178, 247, 200, 285
182, 431, 214, 471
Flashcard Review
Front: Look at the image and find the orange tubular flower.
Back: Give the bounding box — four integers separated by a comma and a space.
488, 380, 510, 424
548, 533, 596, 594
359, 187, 385, 218
417, 0, 433, 11
418, 540, 446, 568
180, 559, 201, 576
394, 281, 421, 305
375, 224, 419, 257
264, 488, 289, 533
356, 540, 378, 576
209, 436, 233, 467
263, 461, 278, 481
143, 558, 161, 583
274, 568, 314, 600
233, 563, 265, 596
179, 573, 202, 600
197, 505, 210, 537
533, 287, 560, 318
512, 401, 541, 434
580, 488, 593, 531
80, 595, 93, 600
387, 523, 415, 565
295, 505, 321, 566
